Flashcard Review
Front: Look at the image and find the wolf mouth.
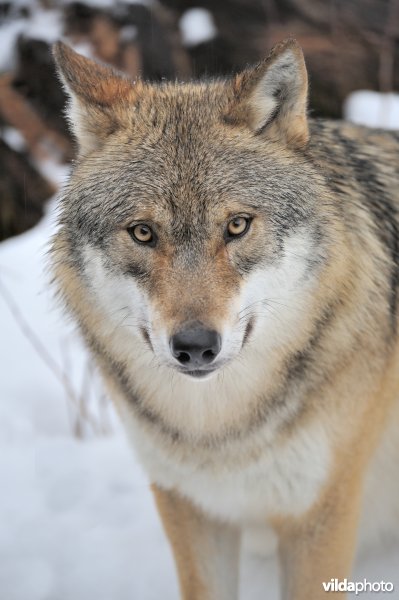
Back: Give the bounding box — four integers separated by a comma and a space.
180, 369, 217, 379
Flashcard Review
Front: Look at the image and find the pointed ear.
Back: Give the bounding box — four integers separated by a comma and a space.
53, 42, 137, 156
227, 39, 309, 149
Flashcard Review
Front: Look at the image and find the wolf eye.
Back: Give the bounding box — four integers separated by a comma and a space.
128, 224, 156, 246
225, 216, 251, 241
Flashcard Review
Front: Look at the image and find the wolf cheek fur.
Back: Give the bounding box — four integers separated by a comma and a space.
52, 39, 399, 600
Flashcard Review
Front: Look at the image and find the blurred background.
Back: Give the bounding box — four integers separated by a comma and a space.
2, 0, 399, 242
0, 1, 399, 599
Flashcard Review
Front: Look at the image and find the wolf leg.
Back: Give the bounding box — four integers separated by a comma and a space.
152, 484, 240, 600
275, 474, 363, 600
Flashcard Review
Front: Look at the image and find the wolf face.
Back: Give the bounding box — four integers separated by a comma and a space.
53, 40, 336, 383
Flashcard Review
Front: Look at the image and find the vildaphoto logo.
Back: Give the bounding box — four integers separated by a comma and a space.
322, 579, 394, 595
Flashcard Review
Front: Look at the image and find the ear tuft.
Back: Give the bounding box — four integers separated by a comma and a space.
228, 39, 309, 149
53, 42, 137, 156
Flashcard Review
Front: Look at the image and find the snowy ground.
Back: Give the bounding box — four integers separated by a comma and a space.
345, 91, 399, 130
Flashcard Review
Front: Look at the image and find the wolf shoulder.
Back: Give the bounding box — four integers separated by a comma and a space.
308, 119, 399, 197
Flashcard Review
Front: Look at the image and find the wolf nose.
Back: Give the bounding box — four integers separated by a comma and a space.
170, 326, 221, 368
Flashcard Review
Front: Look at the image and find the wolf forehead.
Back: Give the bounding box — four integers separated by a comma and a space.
54, 40, 322, 240
69, 131, 311, 208
64, 93, 318, 232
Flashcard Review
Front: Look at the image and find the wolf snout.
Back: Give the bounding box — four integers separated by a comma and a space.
170, 325, 221, 369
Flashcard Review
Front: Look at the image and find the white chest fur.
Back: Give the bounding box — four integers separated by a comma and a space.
124, 409, 332, 524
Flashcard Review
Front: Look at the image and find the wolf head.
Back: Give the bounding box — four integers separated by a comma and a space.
53, 40, 338, 383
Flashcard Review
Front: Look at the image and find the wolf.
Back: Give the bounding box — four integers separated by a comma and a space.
52, 39, 399, 599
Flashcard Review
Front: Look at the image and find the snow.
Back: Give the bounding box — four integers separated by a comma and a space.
344, 90, 399, 130
24, 8, 63, 44
0, 19, 27, 72
0, 1, 150, 73
179, 8, 217, 47
1, 127, 26, 153
0, 6, 62, 72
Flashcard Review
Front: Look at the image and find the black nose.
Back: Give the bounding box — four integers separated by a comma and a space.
170, 325, 221, 368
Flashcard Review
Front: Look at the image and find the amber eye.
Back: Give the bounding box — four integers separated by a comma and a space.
225, 216, 251, 240
128, 224, 156, 246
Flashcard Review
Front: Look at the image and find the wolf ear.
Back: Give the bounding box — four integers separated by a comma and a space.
228, 39, 309, 149
53, 42, 137, 156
